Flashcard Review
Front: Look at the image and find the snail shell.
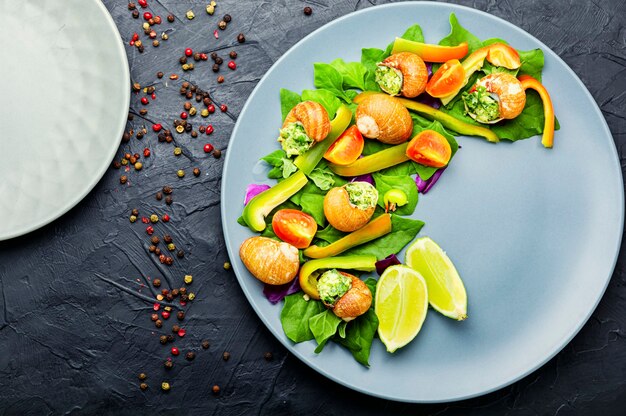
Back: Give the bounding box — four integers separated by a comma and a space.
283, 101, 331, 142
356, 94, 413, 144
379, 52, 428, 98
475, 73, 526, 122
333, 272, 373, 322
323, 184, 377, 232
239, 236, 299, 285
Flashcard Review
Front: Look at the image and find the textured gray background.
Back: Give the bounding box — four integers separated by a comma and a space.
1, 0, 625, 414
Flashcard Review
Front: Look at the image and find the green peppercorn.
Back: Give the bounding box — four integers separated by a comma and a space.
201, 109, 209, 117
174, 147, 182, 156
150, 214, 159, 223
175, 125, 184, 134
189, 107, 197, 116
186, 10, 195, 19
161, 382, 171, 391
134, 162, 143, 170
177, 169, 185, 178
129, 215, 137, 223
188, 293, 195, 301
167, 243, 176, 251
184, 275, 193, 284
223, 262, 231, 270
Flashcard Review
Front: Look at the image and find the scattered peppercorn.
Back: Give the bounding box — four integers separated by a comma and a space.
229, 51, 237, 59
153, 278, 161, 287
179, 287, 187, 295
177, 250, 185, 258
171, 347, 180, 356
134, 161, 143, 171
149, 245, 157, 253
164, 360, 173, 370
165, 196, 173, 205
162, 186, 173, 195
185, 352, 196, 361
177, 170, 185, 178
186, 9, 195, 19
171, 289, 179, 297
177, 311, 185, 321
167, 14, 175, 22
212, 63, 220, 73
138, 373, 147, 380
155, 319, 163, 328
213, 149, 222, 158
152, 40, 160, 47
156, 191, 163, 201
140, 383, 148, 391
156, 248, 162, 256
162, 214, 170, 222
174, 147, 182, 156
151, 313, 159, 321
132, 9, 140, 18
161, 382, 171, 391
120, 175, 128, 184
172, 325, 180, 334
264, 352, 273, 361
129, 215, 137, 223
217, 75, 224, 83
218, 20, 227, 30
138, 0, 147, 7
206, 4, 215, 15
159, 335, 168, 344
166, 334, 175, 343
220, 104, 228, 112
215, 56, 223, 65
227, 61, 236, 70
129, 155, 138, 164
193, 168, 200, 177
223, 262, 231, 270
193, 52, 201, 61
237, 33, 245, 43
212, 385, 220, 394
112, 160, 121, 169
128, 2, 136, 10
202, 340, 210, 349
222, 352, 230, 361
184, 275, 193, 285
223, 14, 231, 23
165, 257, 174, 265
304, 6, 313, 15
146, 226, 154, 235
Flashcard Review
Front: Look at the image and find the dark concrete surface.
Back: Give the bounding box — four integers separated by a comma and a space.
1, 0, 625, 414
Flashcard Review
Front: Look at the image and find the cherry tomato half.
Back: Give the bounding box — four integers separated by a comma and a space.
406, 130, 452, 168
272, 209, 318, 249
426, 59, 465, 98
486, 43, 521, 70
323, 125, 364, 166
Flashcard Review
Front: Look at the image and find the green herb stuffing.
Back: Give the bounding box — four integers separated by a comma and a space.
462, 86, 500, 123
375, 65, 402, 95
344, 182, 378, 210
279, 122, 313, 157
317, 269, 352, 306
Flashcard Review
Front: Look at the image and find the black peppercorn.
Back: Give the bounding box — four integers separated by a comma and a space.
138, 45, 144, 53
140, 383, 148, 391
149, 245, 156, 253
163, 234, 173, 244
112, 160, 121, 169
185, 352, 196, 361
120, 175, 128, 184
151, 236, 160, 245
122, 132, 131, 142
186, 90, 193, 99
132, 9, 140, 18
166, 293, 174, 302
191, 131, 198, 138
222, 352, 230, 361
304, 6, 313, 15
203, 97, 212, 106
156, 192, 163, 201
155, 247, 161, 256
229, 51, 237, 59
212, 63, 220, 73
212, 149, 222, 158
165, 196, 173, 205
210, 52, 218, 61
160, 335, 168, 344
162, 186, 173, 194
179, 56, 187, 64
165, 257, 174, 266
131, 208, 139, 216
223, 14, 231, 22
217, 75, 224, 83
264, 352, 273, 361
157, 71, 163, 78
179, 287, 187, 295
237, 33, 245, 43
177, 250, 185, 258
166, 334, 175, 343
167, 14, 175, 22
153, 278, 161, 287
180, 294, 188, 302
128, 2, 136, 10
155, 319, 163, 328
193, 52, 201, 61
136, 131, 144, 139
212, 385, 220, 394
151, 313, 158, 321
215, 56, 223, 65
193, 168, 201, 177
164, 360, 173, 369
171, 288, 179, 297
172, 325, 180, 333
201, 340, 210, 349
177, 311, 185, 321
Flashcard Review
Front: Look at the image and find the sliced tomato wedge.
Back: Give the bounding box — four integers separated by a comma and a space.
272, 209, 317, 249
323, 125, 364, 166
486, 43, 521, 70
406, 130, 452, 168
426, 59, 465, 98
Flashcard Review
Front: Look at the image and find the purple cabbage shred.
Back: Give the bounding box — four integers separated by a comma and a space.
375, 254, 402, 276
263, 278, 301, 304
415, 167, 446, 194
350, 174, 375, 186
244, 184, 271, 205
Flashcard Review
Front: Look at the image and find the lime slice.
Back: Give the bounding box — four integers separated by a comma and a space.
375, 265, 428, 353
406, 237, 467, 321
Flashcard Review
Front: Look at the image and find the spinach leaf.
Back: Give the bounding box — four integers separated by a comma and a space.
315, 224, 346, 244
362, 139, 391, 156
364, 278, 378, 307
518, 48, 544, 81
330, 58, 367, 91
399, 24, 425, 43
300, 193, 326, 227
290, 181, 325, 205
301, 89, 342, 118
344, 215, 425, 260
280, 88, 301, 122
372, 173, 419, 216
337, 309, 379, 366
313, 63, 351, 102
338, 321, 348, 339
439, 13, 482, 54
309, 309, 342, 353
261, 149, 286, 167
280, 294, 325, 343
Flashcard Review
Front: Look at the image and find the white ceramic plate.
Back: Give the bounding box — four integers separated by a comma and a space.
0, 0, 129, 240
221, 3, 624, 403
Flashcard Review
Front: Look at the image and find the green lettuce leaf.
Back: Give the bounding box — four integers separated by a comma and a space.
300, 193, 326, 227
438, 13, 482, 54
372, 173, 419, 216
301, 89, 342, 118
309, 309, 342, 353
280, 294, 325, 343
330, 58, 367, 91
313, 63, 352, 103
337, 309, 379, 366
280, 88, 301, 122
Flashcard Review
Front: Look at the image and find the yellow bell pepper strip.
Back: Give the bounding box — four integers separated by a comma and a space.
353, 92, 500, 143
391, 38, 469, 63
328, 142, 409, 176
242, 106, 352, 232
303, 214, 392, 259
299, 254, 377, 299
440, 48, 489, 105
294, 104, 352, 175
518, 75, 555, 148
242, 171, 308, 232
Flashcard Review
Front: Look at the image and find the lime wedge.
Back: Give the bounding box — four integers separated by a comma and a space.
375, 265, 428, 353
405, 237, 467, 321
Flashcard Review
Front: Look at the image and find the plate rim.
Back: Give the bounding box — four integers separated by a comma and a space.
221, 1, 624, 403
0, 0, 131, 241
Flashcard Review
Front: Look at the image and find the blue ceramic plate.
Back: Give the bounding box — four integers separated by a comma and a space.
221, 3, 623, 402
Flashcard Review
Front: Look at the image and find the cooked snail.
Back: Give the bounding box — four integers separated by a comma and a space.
323, 182, 378, 232
279, 101, 331, 157
355, 94, 413, 144
376, 52, 428, 98
239, 236, 300, 285
317, 270, 372, 322
462, 73, 526, 124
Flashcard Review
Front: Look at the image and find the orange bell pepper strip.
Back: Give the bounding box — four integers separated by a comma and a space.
391, 38, 468, 63
518, 75, 555, 148
303, 214, 392, 259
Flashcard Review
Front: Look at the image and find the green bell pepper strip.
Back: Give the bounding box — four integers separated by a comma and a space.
242, 105, 353, 232
299, 254, 377, 300
304, 214, 392, 259
328, 142, 409, 177
294, 104, 353, 174
354, 92, 500, 143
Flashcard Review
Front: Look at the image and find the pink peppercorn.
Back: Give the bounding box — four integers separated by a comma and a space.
162, 214, 170, 222
206, 125, 214, 135
171, 347, 180, 356
162, 311, 170, 319
138, 0, 147, 7
184, 48, 193, 57
220, 104, 227, 112
152, 123, 162, 132
143, 12, 152, 20
228, 61, 236, 70
143, 148, 151, 157
146, 226, 154, 235
203, 143, 214, 153
180, 112, 188, 120
177, 328, 186, 337
141, 97, 149, 105
207, 104, 215, 113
